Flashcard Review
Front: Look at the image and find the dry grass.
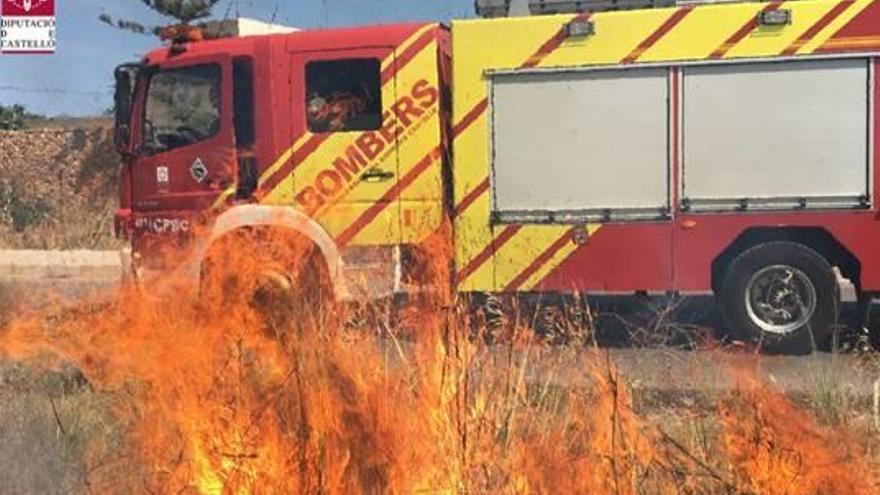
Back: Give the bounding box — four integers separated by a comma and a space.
0, 360, 133, 495
0, 252, 879, 493
2, 352, 877, 494
2, 325, 878, 493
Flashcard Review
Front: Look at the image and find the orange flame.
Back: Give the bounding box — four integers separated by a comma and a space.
0, 226, 878, 494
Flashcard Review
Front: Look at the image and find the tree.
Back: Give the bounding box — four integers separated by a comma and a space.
0, 104, 27, 131
98, 0, 223, 38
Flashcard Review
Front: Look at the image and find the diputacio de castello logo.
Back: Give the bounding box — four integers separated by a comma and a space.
1, 0, 56, 54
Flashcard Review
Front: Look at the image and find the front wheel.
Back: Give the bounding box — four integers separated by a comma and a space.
719, 242, 839, 355
200, 229, 336, 342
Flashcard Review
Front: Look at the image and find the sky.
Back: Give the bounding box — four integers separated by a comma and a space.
0, 0, 474, 117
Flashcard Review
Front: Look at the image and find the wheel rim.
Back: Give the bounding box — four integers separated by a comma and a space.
744, 264, 817, 335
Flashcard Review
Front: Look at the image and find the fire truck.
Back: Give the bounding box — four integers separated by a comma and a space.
113, 0, 880, 354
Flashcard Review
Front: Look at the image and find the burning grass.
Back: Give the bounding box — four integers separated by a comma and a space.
0, 232, 878, 494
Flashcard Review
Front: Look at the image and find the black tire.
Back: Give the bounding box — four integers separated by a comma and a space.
200, 229, 336, 342
719, 241, 839, 355
866, 297, 880, 352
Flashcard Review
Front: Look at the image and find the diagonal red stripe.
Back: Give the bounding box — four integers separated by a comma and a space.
336, 13, 596, 247
335, 148, 441, 247
336, 99, 487, 245
335, 99, 488, 246
454, 178, 490, 218
781, 0, 853, 55
503, 229, 573, 291
620, 6, 694, 64
710, 2, 782, 59
521, 12, 592, 68
452, 9, 691, 220
454, 98, 488, 137
381, 27, 437, 83
455, 225, 522, 284
256, 133, 329, 199
258, 26, 436, 198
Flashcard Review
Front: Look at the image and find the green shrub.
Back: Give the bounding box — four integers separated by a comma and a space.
0, 181, 53, 232
0, 105, 27, 131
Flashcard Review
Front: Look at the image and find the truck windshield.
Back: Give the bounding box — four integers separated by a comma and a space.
142, 64, 221, 154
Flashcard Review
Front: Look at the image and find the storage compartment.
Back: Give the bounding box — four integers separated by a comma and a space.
489, 67, 670, 223
682, 58, 870, 211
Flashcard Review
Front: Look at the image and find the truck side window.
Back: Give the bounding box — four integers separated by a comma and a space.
305, 58, 381, 133
232, 57, 255, 148
143, 64, 221, 154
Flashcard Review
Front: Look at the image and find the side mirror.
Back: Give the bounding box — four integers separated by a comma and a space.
114, 123, 131, 151
113, 65, 139, 153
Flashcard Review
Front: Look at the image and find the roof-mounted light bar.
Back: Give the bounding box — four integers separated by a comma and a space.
159, 24, 204, 44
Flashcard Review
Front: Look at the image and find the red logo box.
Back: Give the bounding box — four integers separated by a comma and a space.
2, 0, 54, 16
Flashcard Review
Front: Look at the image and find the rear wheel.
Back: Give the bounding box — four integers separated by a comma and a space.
719, 242, 838, 355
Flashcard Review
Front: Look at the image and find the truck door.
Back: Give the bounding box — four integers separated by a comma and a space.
131, 54, 236, 213
287, 47, 400, 246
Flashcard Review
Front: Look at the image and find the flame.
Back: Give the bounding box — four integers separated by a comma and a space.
719, 370, 875, 495
0, 225, 878, 493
